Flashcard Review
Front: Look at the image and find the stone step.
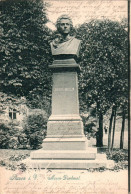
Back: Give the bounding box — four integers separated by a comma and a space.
42, 143, 87, 150
25, 158, 114, 169
30, 149, 97, 160
42, 138, 88, 150
44, 137, 87, 141
96, 153, 107, 160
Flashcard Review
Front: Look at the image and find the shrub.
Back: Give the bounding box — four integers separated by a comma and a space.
0, 123, 22, 149
107, 150, 128, 162
81, 114, 97, 139
8, 137, 19, 149
0, 113, 48, 149
0, 123, 10, 132
23, 113, 48, 149
0, 124, 10, 148
85, 122, 97, 138
0, 134, 9, 148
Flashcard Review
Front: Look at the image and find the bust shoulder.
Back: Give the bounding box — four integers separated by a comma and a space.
50, 36, 81, 57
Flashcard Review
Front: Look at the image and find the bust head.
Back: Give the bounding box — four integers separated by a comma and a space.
51, 15, 81, 57
56, 15, 73, 36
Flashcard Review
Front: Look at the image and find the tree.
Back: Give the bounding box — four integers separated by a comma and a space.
0, 0, 52, 110
108, 104, 117, 152
111, 106, 117, 151
120, 106, 126, 149
76, 19, 128, 147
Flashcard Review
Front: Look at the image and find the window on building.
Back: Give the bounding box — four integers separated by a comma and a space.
9, 109, 17, 119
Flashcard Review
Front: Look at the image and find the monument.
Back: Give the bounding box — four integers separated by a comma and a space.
29, 15, 114, 169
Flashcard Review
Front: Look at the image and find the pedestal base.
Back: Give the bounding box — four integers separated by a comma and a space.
25, 152, 114, 169
42, 137, 87, 150
31, 149, 97, 160
26, 138, 114, 169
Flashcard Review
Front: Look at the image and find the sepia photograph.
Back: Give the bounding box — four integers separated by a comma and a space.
0, 0, 129, 193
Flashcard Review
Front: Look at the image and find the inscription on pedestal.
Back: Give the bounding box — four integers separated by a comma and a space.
47, 120, 84, 136
52, 72, 79, 115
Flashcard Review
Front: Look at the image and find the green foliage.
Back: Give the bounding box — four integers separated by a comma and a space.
77, 19, 128, 114
0, 151, 30, 171
0, 123, 10, 132
9, 154, 29, 161
77, 19, 128, 146
0, 92, 48, 149
85, 122, 96, 138
23, 113, 47, 149
107, 149, 128, 163
0, 93, 28, 149
0, 92, 26, 112
24, 114, 47, 134
81, 113, 97, 138
0, 123, 10, 148
0, 123, 23, 149
0, 135, 9, 149
0, 113, 47, 149
0, 0, 52, 109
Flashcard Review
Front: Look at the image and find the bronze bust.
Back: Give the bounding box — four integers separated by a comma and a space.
50, 15, 81, 59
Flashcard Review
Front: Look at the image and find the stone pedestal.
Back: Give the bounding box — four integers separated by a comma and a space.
27, 59, 114, 169
40, 59, 88, 156
47, 68, 84, 138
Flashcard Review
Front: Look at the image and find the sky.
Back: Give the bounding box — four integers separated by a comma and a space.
44, 0, 128, 30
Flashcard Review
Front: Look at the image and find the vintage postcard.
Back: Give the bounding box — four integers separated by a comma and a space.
0, 0, 129, 193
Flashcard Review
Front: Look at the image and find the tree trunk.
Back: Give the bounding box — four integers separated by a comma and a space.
120, 108, 126, 149
108, 107, 114, 152
111, 107, 117, 151
96, 112, 103, 147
